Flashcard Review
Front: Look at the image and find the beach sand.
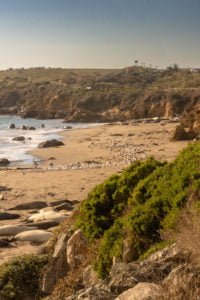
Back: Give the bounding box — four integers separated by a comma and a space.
0, 122, 190, 264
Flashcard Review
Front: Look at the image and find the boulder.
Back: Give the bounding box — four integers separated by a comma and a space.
38, 139, 64, 148
83, 265, 101, 288
122, 238, 137, 263
28, 126, 36, 130
9, 201, 47, 210
66, 229, 88, 269
162, 263, 200, 299
9, 123, 15, 129
12, 136, 25, 141
21, 125, 27, 130
109, 244, 186, 295
63, 126, 72, 129
53, 232, 70, 258
171, 125, 195, 141
67, 285, 115, 300
40, 231, 70, 294
116, 283, 163, 300
0, 158, 10, 166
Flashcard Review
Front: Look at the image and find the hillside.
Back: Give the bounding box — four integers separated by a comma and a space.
0, 66, 199, 133
1, 142, 200, 299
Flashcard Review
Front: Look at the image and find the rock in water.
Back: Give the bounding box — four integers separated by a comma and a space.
9, 123, 15, 129
12, 136, 25, 141
0, 225, 36, 236
28, 126, 36, 130
0, 158, 10, 166
38, 139, 64, 148
0, 212, 20, 220
9, 201, 47, 210
15, 230, 52, 244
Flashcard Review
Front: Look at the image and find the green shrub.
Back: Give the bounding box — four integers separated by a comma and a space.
76, 157, 162, 240
0, 254, 49, 300
76, 143, 200, 278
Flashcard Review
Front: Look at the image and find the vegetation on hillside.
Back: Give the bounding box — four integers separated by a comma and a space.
1, 143, 200, 297
0, 254, 48, 300
76, 142, 200, 278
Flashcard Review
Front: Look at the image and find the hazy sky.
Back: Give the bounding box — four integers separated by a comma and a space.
0, 0, 200, 69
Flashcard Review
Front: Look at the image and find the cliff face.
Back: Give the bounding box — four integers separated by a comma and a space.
0, 67, 199, 131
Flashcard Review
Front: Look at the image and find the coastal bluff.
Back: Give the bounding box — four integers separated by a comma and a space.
0, 67, 199, 134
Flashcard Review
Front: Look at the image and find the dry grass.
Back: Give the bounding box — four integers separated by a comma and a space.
161, 203, 200, 299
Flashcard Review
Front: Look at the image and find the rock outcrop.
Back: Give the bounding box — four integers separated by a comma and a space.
40, 227, 193, 300
12, 136, 25, 141
38, 139, 64, 148
116, 283, 163, 300
0, 67, 199, 133
0, 158, 10, 166
66, 229, 88, 269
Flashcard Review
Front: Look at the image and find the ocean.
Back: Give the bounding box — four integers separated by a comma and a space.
0, 115, 96, 165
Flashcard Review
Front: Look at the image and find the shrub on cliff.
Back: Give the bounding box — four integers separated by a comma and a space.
0, 254, 48, 300
76, 143, 200, 278
76, 157, 163, 240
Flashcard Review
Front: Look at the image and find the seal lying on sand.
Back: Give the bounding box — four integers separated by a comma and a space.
55, 202, 73, 211
15, 230, 52, 244
26, 220, 59, 230
0, 238, 11, 248
8, 201, 47, 210
0, 212, 20, 220
49, 199, 79, 207
0, 225, 37, 236
28, 211, 68, 223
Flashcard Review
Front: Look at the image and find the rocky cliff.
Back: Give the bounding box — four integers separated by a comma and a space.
0, 67, 199, 132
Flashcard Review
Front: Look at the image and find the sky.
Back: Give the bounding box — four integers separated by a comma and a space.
0, 0, 200, 69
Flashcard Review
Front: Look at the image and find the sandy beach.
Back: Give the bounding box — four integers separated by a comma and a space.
0, 122, 190, 264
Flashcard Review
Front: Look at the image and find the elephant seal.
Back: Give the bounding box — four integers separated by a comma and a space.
28, 211, 68, 223
15, 230, 52, 244
8, 201, 47, 210
0, 238, 11, 248
49, 199, 78, 207
0, 212, 20, 220
0, 225, 37, 236
55, 202, 73, 211
26, 220, 59, 230
39, 207, 56, 212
